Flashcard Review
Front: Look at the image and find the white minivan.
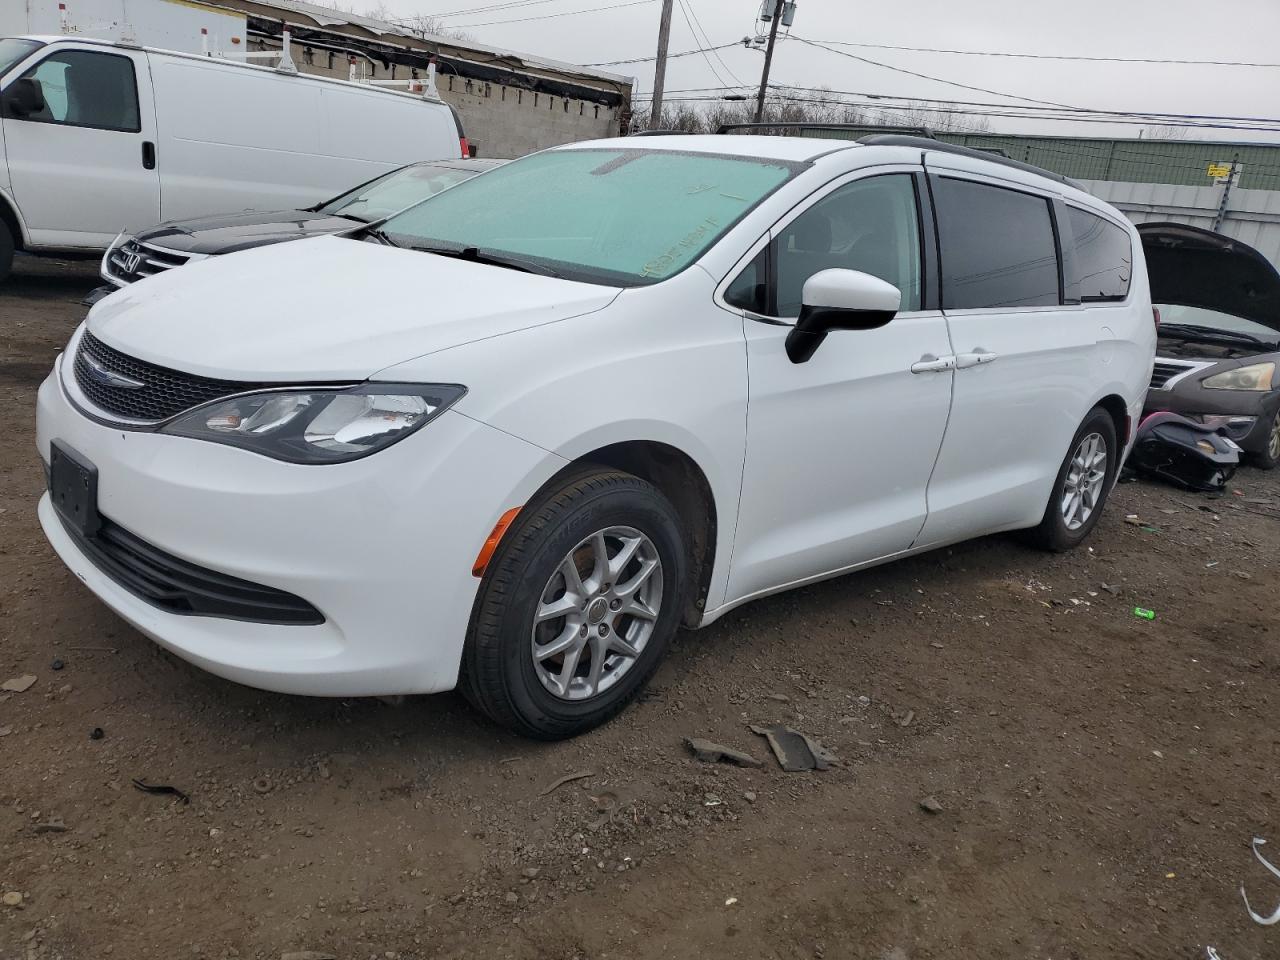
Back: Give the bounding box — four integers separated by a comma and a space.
0, 35, 466, 279
37, 134, 1157, 739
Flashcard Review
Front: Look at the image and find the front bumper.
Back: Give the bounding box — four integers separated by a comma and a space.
36, 355, 564, 696
1144, 386, 1279, 455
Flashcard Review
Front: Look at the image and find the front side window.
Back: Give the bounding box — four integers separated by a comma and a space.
319, 163, 480, 223
0, 38, 43, 78
774, 174, 922, 317
934, 178, 1060, 310
378, 148, 801, 287
18, 50, 139, 132
1069, 206, 1132, 302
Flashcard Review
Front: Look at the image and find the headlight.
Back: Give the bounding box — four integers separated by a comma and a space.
1202, 362, 1275, 391
160, 383, 466, 463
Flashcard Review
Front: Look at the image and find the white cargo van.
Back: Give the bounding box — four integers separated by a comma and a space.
0, 35, 467, 279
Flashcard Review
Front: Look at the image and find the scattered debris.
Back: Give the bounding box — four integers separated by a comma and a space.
0, 726, 11, 737
766, 692, 790, 703
893, 709, 915, 727
724, 897, 738, 906
1100, 583, 1120, 595
538, 770, 594, 797
2, 675, 36, 693
1133, 607, 1156, 620
743, 791, 756, 803
1241, 837, 1280, 925
919, 796, 944, 815
281, 952, 337, 960
750, 724, 836, 772
131, 779, 191, 805
685, 737, 763, 768
33, 821, 68, 834
1207, 948, 1225, 960
2, 892, 22, 907
50, 659, 64, 671
89, 727, 104, 740
703, 793, 723, 807
252, 777, 273, 794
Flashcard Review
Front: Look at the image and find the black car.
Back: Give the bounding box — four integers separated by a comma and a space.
97, 157, 506, 290
1141, 222, 1280, 468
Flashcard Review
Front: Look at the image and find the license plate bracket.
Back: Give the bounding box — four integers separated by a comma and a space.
49, 441, 101, 538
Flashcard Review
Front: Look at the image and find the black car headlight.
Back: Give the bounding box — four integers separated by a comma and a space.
160, 383, 466, 463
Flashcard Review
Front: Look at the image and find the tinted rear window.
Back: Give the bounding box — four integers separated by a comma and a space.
1069, 207, 1132, 302
934, 178, 1060, 310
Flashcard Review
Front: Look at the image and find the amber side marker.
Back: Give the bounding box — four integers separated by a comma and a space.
472, 507, 522, 577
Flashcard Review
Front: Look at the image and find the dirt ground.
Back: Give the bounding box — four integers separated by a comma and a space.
2, 255, 1279, 960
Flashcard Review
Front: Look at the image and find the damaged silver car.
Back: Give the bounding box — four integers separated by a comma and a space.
1141, 223, 1280, 469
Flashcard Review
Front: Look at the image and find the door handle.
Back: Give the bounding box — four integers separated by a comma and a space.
141, 141, 156, 170
910, 354, 956, 374
955, 350, 998, 369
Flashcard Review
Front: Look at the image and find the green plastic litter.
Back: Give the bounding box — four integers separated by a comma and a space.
1133, 607, 1156, 620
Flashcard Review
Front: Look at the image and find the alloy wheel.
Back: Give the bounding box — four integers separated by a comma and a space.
531, 525, 664, 701
1268, 412, 1280, 462
1061, 432, 1108, 531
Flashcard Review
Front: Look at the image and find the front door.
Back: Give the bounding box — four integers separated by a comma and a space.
725, 169, 955, 604
2, 45, 159, 248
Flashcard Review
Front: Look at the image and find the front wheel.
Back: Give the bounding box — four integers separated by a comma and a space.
1024, 408, 1119, 551
461, 468, 687, 739
1248, 408, 1280, 470
0, 224, 14, 283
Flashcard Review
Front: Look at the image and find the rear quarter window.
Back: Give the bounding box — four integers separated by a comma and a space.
1068, 206, 1132, 302
934, 177, 1061, 310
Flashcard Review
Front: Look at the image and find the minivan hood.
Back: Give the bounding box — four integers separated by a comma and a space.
86, 236, 620, 381
135, 209, 357, 255
1139, 222, 1280, 331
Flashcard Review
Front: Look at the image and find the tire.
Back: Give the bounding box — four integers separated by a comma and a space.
1024, 407, 1119, 552
461, 467, 688, 740
0, 224, 13, 283
1247, 408, 1280, 470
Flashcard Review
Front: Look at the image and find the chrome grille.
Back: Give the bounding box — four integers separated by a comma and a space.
1150, 360, 1200, 390
73, 332, 270, 423
105, 238, 190, 285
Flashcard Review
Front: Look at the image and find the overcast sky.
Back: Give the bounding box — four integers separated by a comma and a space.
358, 0, 1280, 140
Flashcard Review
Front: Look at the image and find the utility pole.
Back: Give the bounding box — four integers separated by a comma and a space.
754, 0, 784, 123
649, 0, 675, 129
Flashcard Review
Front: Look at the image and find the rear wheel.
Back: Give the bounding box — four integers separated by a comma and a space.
1025, 408, 1119, 551
1248, 409, 1280, 470
461, 468, 687, 740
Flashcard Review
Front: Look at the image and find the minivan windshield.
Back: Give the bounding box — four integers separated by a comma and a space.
378, 148, 802, 286
0, 38, 42, 78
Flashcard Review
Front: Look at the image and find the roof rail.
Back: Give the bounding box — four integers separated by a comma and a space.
717, 122, 933, 138
630, 129, 694, 136
859, 134, 1082, 188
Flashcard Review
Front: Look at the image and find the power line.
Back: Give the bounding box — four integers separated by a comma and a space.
680, 0, 744, 86
814, 37, 1280, 69
585, 41, 739, 66
674, 0, 728, 88
384, 0, 558, 21
452, 0, 654, 27
791, 36, 1085, 111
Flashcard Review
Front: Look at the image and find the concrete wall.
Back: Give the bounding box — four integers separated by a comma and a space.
1081, 179, 1280, 270
249, 36, 622, 160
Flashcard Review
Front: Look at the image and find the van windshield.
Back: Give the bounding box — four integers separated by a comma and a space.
377, 148, 802, 286
0, 38, 43, 78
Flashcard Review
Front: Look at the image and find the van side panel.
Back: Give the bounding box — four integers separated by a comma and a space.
152, 55, 459, 222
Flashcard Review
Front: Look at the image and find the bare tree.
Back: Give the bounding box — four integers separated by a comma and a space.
633, 95, 991, 135
1141, 125, 1192, 140
309, 1, 474, 41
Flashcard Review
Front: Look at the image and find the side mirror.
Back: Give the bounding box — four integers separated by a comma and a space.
3, 77, 46, 118
785, 269, 901, 363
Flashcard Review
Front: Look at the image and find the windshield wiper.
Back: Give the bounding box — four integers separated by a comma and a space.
363, 226, 400, 247
409, 245, 563, 278
1159, 322, 1274, 348
334, 212, 371, 223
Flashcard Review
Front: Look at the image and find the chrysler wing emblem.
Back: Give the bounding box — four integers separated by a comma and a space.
84, 354, 146, 390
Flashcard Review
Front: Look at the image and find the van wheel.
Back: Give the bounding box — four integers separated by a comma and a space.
0, 224, 14, 282
1025, 408, 1118, 552
461, 468, 687, 740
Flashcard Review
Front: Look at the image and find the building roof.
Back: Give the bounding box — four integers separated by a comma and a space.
211, 0, 631, 91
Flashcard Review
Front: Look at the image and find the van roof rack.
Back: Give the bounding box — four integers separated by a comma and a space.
858, 134, 1081, 189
